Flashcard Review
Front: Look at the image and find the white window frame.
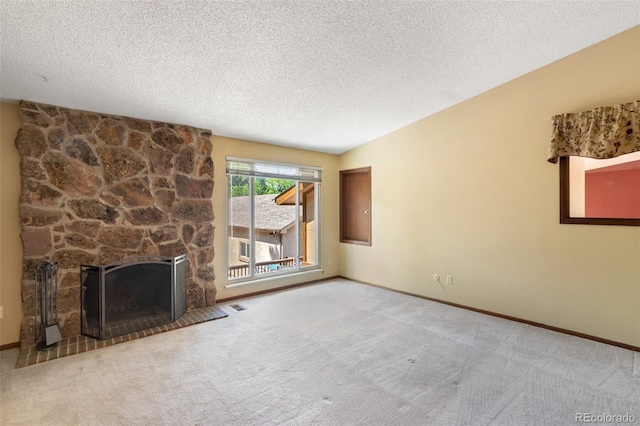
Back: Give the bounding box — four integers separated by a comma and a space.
226, 157, 322, 285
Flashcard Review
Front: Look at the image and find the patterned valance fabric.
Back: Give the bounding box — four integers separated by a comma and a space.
547, 100, 640, 163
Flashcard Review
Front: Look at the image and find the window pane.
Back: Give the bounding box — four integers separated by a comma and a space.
228, 175, 250, 279
253, 178, 298, 276
300, 182, 317, 268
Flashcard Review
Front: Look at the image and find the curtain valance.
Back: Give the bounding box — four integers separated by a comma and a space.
547, 100, 639, 163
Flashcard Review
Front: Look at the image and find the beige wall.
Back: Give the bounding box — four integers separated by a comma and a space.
338, 27, 640, 347
212, 136, 340, 300
0, 102, 23, 346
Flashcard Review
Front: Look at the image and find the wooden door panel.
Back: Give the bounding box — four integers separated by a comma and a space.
340, 167, 371, 245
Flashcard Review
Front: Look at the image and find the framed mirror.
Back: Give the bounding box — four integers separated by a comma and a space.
559, 152, 640, 226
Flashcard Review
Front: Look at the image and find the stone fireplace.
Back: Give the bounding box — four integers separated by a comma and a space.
16, 101, 216, 347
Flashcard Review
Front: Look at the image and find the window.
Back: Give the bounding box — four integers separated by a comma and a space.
560, 152, 640, 226
227, 157, 322, 281
239, 241, 250, 260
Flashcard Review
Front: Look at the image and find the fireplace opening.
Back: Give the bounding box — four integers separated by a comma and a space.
81, 255, 187, 340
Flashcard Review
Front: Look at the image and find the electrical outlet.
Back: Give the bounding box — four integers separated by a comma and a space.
446, 275, 453, 285
0, 306, 3, 319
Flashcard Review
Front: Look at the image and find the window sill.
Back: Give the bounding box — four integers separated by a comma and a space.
224, 267, 324, 289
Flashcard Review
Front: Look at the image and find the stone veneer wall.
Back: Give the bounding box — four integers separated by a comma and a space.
15, 101, 215, 347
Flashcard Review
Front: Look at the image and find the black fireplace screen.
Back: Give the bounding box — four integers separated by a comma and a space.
81, 255, 187, 340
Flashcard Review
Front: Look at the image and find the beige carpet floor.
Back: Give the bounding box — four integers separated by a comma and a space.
1, 278, 639, 425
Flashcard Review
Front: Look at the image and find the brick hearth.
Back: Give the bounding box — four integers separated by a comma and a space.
16, 305, 227, 368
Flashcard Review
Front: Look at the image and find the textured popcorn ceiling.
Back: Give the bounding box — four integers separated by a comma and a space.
1, 1, 638, 154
